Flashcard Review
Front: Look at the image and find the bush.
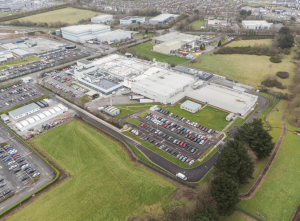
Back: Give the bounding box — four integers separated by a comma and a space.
270, 55, 282, 63
262, 78, 286, 89
276, 71, 290, 79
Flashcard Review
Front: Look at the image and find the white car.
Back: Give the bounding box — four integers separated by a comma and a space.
32, 172, 40, 178
200, 140, 205, 145
9, 165, 17, 171
7, 161, 15, 166
5, 103, 9, 106
189, 160, 195, 166
21, 164, 28, 170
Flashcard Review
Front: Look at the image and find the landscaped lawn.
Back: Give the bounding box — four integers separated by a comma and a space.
115, 104, 152, 118
130, 42, 188, 65
5, 8, 99, 25
125, 118, 141, 125
226, 39, 273, 47
135, 33, 156, 37
191, 20, 205, 29
185, 51, 295, 92
0, 56, 39, 70
8, 120, 176, 221
161, 99, 230, 131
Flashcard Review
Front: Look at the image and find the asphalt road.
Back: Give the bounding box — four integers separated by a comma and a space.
0, 123, 56, 213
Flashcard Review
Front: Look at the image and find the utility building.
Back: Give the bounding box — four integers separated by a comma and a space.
149, 14, 179, 24
180, 100, 202, 113
120, 16, 145, 25
153, 40, 181, 54
91, 14, 113, 23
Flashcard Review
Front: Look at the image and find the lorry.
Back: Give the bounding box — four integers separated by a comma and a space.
176, 173, 187, 181
129, 95, 144, 100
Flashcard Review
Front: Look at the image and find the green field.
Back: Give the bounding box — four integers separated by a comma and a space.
115, 104, 153, 118
130, 42, 188, 65
6, 8, 99, 25
135, 33, 156, 37
186, 51, 295, 92
226, 39, 273, 47
125, 118, 141, 125
191, 20, 206, 29
0, 56, 39, 70
8, 120, 176, 221
161, 99, 230, 131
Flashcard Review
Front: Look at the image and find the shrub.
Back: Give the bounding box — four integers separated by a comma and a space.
262, 78, 286, 89
270, 55, 282, 63
276, 71, 290, 79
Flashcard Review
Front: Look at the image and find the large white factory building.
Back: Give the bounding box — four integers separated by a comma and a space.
61, 24, 110, 43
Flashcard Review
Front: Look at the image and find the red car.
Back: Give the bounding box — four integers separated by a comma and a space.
150, 113, 154, 117
179, 141, 184, 146
12, 154, 19, 158
188, 135, 192, 139
203, 137, 207, 141
202, 127, 206, 131
164, 124, 168, 128
196, 124, 201, 128
177, 130, 181, 134
140, 123, 145, 127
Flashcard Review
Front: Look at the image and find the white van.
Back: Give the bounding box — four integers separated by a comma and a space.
176, 173, 187, 181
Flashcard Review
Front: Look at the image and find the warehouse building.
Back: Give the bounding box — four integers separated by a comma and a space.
153, 39, 181, 54
120, 16, 145, 25
180, 100, 202, 113
61, 24, 111, 43
149, 14, 179, 24
242, 20, 273, 29
91, 14, 113, 24
96, 30, 133, 43
9, 103, 40, 120
78, 77, 122, 95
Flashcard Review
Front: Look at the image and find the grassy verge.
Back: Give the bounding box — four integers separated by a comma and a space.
125, 118, 141, 125
129, 42, 188, 66
138, 112, 148, 118
0, 56, 39, 70
7, 120, 176, 221
79, 96, 89, 103
134, 33, 156, 37
114, 104, 151, 118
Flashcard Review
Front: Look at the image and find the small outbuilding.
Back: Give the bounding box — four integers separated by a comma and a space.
180, 100, 202, 113
226, 113, 235, 121
1, 114, 9, 122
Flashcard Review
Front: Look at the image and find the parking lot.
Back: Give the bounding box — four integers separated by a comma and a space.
0, 49, 89, 82
0, 122, 55, 213
0, 82, 49, 110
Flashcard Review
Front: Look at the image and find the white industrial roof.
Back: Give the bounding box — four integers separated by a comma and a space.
61, 24, 109, 33
132, 71, 194, 97
11, 49, 30, 56
49, 109, 56, 114
92, 14, 112, 19
32, 115, 40, 121
96, 29, 132, 41
37, 113, 46, 119
242, 20, 272, 25
9, 103, 40, 118
26, 117, 35, 124
20, 120, 29, 127
54, 107, 61, 112
43, 111, 51, 116
16, 123, 23, 129
153, 32, 200, 42
181, 100, 201, 110
150, 14, 177, 22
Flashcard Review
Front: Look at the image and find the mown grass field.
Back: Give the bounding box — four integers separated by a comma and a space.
186, 51, 295, 92
115, 104, 153, 118
160, 99, 229, 131
6, 8, 99, 25
130, 42, 188, 65
125, 118, 141, 125
135, 33, 156, 37
191, 20, 205, 29
0, 56, 39, 70
8, 120, 176, 221
226, 39, 273, 47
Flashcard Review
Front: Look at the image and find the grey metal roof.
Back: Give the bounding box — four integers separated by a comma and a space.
181, 100, 201, 111
9, 103, 40, 118
1, 114, 8, 119
78, 59, 92, 65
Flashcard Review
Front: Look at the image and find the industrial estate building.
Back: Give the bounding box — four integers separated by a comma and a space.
242, 20, 273, 29
149, 14, 179, 24
96, 30, 133, 43
120, 16, 145, 25
91, 14, 113, 24
180, 100, 202, 113
72, 54, 257, 116
61, 24, 111, 43
152, 32, 200, 45
9, 103, 40, 120
153, 40, 181, 54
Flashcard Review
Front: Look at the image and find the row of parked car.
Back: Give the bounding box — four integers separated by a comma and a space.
154, 109, 216, 134
0, 177, 12, 198
1, 145, 40, 182
43, 79, 81, 98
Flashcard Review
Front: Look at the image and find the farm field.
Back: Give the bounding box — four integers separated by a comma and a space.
186, 51, 295, 91
130, 42, 188, 65
191, 20, 205, 29
8, 120, 176, 221
226, 39, 273, 47
160, 99, 230, 131
5, 8, 99, 25
0, 56, 39, 70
